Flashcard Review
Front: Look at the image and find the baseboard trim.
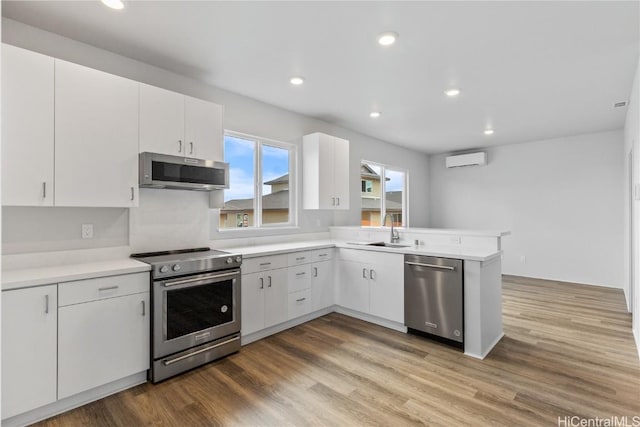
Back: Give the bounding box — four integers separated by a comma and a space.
334, 307, 407, 333
241, 306, 334, 345
464, 333, 504, 360
2, 371, 147, 427
502, 274, 621, 290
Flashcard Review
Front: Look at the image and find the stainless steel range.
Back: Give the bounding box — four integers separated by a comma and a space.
131, 247, 242, 383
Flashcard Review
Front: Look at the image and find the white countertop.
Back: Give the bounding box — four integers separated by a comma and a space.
3, 237, 500, 291
2, 258, 151, 291
329, 226, 511, 237
226, 239, 501, 262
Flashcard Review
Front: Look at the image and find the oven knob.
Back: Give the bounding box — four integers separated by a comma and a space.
159, 265, 169, 273
226, 257, 233, 264
235, 256, 242, 263
172, 264, 181, 272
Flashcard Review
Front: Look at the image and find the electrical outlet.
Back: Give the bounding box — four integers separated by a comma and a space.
81, 224, 94, 239
520, 255, 526, 263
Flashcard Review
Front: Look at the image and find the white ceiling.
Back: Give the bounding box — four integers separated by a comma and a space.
3, 1, 639, 154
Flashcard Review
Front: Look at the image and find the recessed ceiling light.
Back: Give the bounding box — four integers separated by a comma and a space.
377, 32, 398, 46
445, 88, 461, 97
289, 76, 305, 86
484, 129, 495, 135
370, 111, 381, 118
101, 0, 124, 10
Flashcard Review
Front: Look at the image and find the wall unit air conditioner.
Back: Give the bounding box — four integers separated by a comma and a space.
445, 152, 487, 168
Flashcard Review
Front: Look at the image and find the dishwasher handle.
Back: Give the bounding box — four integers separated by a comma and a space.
405, 261, 455, 271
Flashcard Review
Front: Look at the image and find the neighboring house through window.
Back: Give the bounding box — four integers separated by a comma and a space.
360, 161, 407, 227
219, 132, 296, 229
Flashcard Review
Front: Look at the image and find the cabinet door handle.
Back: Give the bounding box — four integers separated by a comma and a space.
369, 269, 375, 280
332, 197, 336, 206
313, 267, 318, 277
336, 197, 340, 206
178, 140, 183, 153
98, 286, 119, 292
141, 300, 146, 316
296, 297, 306, 303
259, 277, 264, 289
268, 276, 272, 287
362, 268, 367, 278
44, 294, 49, 314
130, 187, 135, 201
189, 142, 194, 154
42, 182, 46, 199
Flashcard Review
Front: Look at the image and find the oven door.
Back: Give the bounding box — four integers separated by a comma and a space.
153, 268, 240, 359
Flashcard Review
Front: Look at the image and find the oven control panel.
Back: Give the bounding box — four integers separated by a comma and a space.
150, 254, 243, 279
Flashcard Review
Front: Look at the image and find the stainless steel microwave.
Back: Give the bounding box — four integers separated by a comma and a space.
139, 152, 229, 191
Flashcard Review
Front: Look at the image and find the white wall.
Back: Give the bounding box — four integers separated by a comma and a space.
429, 130, 624, 288
1, 18, 430, 254
623, 56, 640, 355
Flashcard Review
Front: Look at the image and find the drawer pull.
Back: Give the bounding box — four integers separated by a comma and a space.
318, 253, 328, 257
296, 297, 306, 303
98, 286, 119, 292
296, 272, 306, 277
295, 257, 306, 261
163, 336, 240, 366
259, 262, 271, 266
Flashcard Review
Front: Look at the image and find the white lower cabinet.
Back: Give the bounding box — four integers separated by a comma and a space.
311, 259, 334, 311
58, 273, 150, 399
337, 249, 404, 323
241, 268, 288, 336
1, 285, 57, 419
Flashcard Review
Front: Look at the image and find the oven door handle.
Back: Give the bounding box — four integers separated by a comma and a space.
163, 271, 239, 287
163, 336, 240, 366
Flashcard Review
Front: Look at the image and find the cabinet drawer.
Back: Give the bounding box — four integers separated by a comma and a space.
288, 289, 311, 320
287, 251, 312, 266
59, 272, 149, 306
242, 254, 287, 274
288, 264, 311, 293
312, 248, 334, 262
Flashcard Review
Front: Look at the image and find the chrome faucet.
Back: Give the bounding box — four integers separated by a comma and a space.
384, 213, 400, 244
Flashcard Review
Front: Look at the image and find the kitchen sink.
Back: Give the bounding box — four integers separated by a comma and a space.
365, 241, 410, 248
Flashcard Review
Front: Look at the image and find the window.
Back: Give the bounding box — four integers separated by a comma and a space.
360, 160, 407, 227
361, 180, 373, 193
219, 132, 296, 229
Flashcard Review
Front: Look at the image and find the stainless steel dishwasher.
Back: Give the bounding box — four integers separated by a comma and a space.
404, 254, 464, 348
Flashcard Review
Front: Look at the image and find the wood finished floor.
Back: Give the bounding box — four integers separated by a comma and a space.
36, 276, 640, 426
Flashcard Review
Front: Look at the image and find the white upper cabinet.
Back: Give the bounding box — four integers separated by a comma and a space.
139, 83, 185, 156
1, 44, 54, 206
55, 59, 139, 207
139, 84, 223, 161
185, 95, 223, 160
302, 132, 350, 210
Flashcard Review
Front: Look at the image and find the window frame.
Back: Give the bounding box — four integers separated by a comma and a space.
219, 130, 298, 231
360, 159, 409, 228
